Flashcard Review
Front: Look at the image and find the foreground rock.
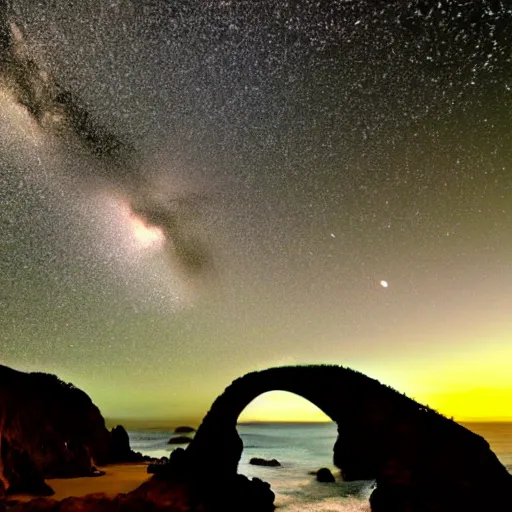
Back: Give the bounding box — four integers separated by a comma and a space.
7, 472, 274, 512
249, 457, 281, 467
8, 493, 159, 512
315, 468, 335, 483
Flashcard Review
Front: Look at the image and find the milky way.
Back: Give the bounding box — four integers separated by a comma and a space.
1, 1, 511, 422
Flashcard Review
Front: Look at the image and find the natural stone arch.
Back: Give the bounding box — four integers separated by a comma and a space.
182, 365, 512, 512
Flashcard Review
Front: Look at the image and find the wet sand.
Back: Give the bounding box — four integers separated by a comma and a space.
11, 463, 151, 502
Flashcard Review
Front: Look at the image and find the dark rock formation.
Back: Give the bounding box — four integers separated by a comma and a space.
174, 426, 195, 434
167, 436, 192, 445
109, 426, 132, 463
249, 458, 281, 467
0, 366, 149, 497
128, 472, 274, 512
180, 365, 512, 512
316, 467, 335, 483
0, 365, 112, 495
4, 364, 512, 512
109, 426, 149, 463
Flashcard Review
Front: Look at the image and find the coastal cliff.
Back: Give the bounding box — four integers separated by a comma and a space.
0, 365, 129, 496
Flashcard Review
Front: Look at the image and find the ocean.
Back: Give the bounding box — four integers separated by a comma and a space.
129, 422, 512, 511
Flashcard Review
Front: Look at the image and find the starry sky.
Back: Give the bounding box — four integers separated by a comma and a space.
1, 1, 511, 424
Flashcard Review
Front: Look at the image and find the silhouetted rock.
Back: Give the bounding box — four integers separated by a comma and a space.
167, 436, 192, 445
174, 426, 195, 434
0, 365, 112, 495
183, 365, 512, 512
316, 467, 335, 483
128, 471, 274, 512
249, 457, 281, 467
5, 364, 512, 512
109, 425, 131, 461
228, 475, 275, 511
109, 425, 147, 463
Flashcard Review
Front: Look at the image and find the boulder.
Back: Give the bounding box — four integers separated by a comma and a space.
228, 475, 275, 511
174, 426, 195, 434
249, 457, 281, 467
167, 436, 192, 445
316, 467, 335, 483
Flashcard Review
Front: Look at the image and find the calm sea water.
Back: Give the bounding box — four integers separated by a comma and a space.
129, 422, 512, 512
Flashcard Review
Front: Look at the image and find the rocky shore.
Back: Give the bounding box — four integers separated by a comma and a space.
2, 364, 512, 512
0, 366, 151, 499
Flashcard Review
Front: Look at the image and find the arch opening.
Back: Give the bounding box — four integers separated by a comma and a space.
239, 390, 332, 424
236, 392, 373, 510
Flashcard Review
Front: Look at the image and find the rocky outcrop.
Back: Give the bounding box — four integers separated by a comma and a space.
316, 468, 335, 483
109, 425, 133, 463
249, 458, 280, 467
180, 365, 512, 512
0, 365, 148, 497
109, 425, 150, 463
0, 365, 113, 495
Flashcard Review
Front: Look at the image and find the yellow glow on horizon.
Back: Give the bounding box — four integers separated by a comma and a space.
239, 391, 331, 423
406, 343, 512, 421
421, 387, 512, 421
237, 387, 512, 423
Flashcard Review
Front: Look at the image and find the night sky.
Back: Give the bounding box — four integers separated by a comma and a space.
1, 1, 511, 423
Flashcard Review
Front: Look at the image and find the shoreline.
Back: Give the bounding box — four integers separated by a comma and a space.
9, 463, 152, 503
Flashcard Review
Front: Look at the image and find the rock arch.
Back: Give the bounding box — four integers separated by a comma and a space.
183, 365, 512, 511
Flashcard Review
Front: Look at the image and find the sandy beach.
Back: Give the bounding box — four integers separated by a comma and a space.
10, 463, 151, 503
